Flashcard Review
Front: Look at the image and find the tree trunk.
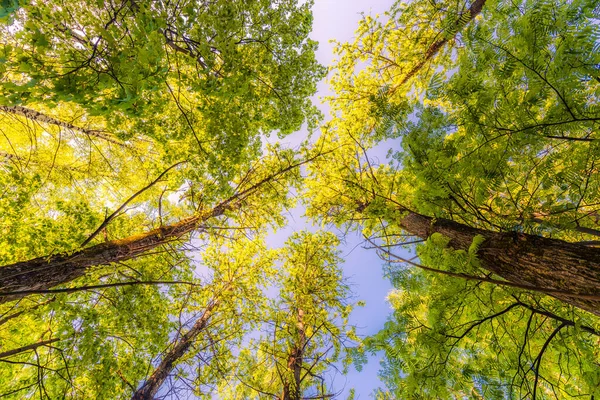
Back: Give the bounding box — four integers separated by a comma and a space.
0, 209, 224, 303
282, 308, 305, 400
0, 155, 311, 303
0, 105, 124, 146
400, 212, 600, 316
398, 0, 486, 87
131, 301, 216, 399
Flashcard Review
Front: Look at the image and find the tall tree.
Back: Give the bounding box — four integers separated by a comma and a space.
218, 231, 358, 400
131, 235, 277, 399
0, 0, 324, 280
0, 0, 326, 397
0, 0, 324, 148
0, 148, 314, 301
0, 253, 191, 398
307, 0, 600, 397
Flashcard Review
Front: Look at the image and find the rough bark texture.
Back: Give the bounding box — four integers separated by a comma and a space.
0, 209, 224, 303
131, 302, 215, 400
400, 212, 600, 316
0, 105, 124, 146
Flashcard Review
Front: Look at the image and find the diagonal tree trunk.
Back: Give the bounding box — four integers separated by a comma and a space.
399, 212, 600, 316
131, 301, 217, 400
0, 209, 221, 304
0, 156, 315, 303
0, 105, 124, 146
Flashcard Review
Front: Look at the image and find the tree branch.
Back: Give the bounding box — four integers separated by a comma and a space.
532, 323, 566, 400
0, 105, 125, 146
0, 338, 61, 359
0, 280, 200, 297
80, 161, 186, 247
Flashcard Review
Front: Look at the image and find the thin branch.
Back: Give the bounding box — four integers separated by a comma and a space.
532, 323, 566, 400
81, 161, 186, 247
512, 299, 600, 337
0, 338, 60, 359
0, 297, 56, 326
0, 105, 125, 146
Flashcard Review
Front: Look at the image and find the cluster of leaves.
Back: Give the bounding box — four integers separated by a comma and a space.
2, 0, 600, 398
307, 0, 600, 398
0, 0, 354, 398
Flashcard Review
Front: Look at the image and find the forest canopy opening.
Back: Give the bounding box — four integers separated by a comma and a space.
0, 0, 599, 398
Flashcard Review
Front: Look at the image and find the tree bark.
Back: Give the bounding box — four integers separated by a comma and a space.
131, 301, 216, 399
400, 212, 600, 316
0, 211, 220, 304
0, 105, 124, 146
0, 156, 313, 303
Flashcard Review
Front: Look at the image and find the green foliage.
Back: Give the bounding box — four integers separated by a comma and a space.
219, 231, 359, 399
0, 0, 328, 397
307, 0, 600, 397
0, 0, 325, 178
361, 268, 600, 399
2, 0, 600, 397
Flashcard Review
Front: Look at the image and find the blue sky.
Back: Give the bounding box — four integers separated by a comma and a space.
268, 0, 399, 397
188, 1, 399, 397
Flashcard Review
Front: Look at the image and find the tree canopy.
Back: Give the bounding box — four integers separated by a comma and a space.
1, 0, 600, 398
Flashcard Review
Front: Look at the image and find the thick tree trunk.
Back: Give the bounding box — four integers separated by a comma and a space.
0, 208, 225, 303
0, 155, 310, 303
400, 212, 600, 316
131, 301, 216, 399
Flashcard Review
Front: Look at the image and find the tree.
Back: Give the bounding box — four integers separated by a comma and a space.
307, 0, 600, 397
0, 254, 189, 398
0, 149, 315, 301
3, 0, 600, 397
0, 0, 324, 276
218, 231, 358, 400
0, 0, 324, 294
0, 0, 327, 397
0, 0, 324, 147
131, 234, 278, 399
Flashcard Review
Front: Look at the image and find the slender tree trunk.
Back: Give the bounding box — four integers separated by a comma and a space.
282, 308, 305, 400
400, 212, 600, 316
0, 105, 124, 146
131, 301, 216, 399
398, 0, 486, 87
